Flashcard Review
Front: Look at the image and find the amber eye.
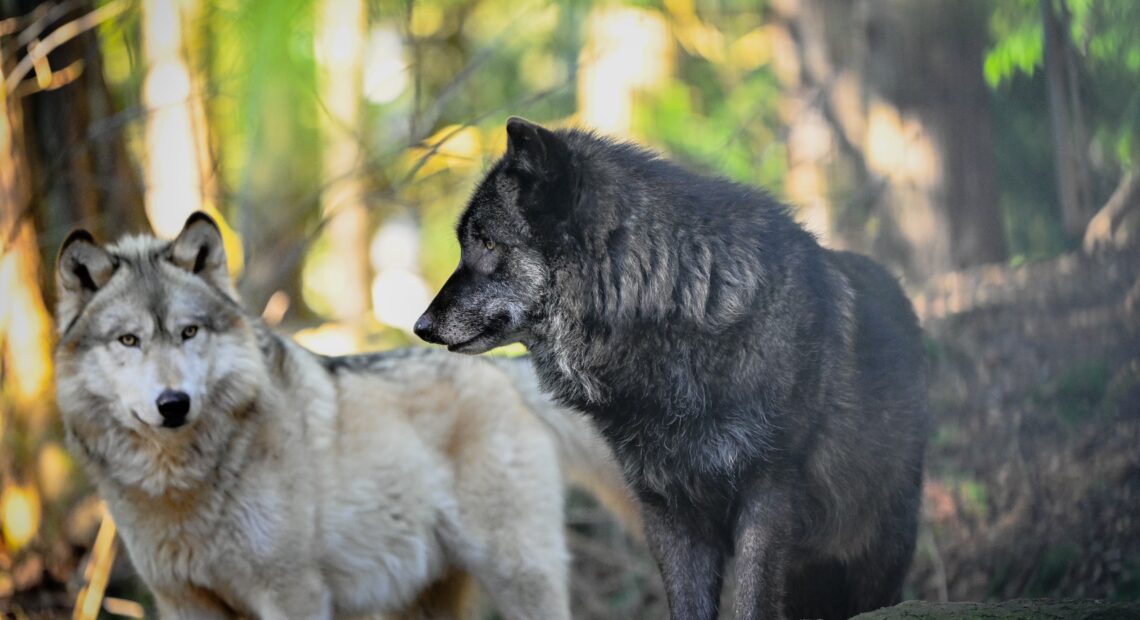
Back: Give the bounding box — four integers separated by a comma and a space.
181, 325, 199, 340
484, 239, 497, 251
118, 334, 139, 347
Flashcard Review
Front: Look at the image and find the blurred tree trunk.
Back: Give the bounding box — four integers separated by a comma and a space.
1042, 0, 1094, 239
773, 0, 1006, 282
142, 0, 205, 238
4, 0, 145, 287
315, 0, 370, 330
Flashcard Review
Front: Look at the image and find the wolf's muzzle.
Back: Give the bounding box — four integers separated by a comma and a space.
156, 389, 191, 429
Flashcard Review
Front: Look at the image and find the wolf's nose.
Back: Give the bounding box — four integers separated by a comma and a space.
414, 313, 439, 343
156, 390, 190, 428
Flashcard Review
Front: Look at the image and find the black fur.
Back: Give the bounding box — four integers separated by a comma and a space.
418, 119, 929, 619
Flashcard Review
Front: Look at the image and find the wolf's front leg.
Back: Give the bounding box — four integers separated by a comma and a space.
251, 571, 333, 620
730, 481, 794, 620
640, 500, 725, 620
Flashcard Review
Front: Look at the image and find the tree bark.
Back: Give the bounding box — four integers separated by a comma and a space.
315, 0, 370, 329
142, 0, 205, 238
772, 0, 1007, 282
1042, 0, 1094, 239
6, 0, 145, 290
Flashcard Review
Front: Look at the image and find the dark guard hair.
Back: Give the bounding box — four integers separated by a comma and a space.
417, 118, 929, 620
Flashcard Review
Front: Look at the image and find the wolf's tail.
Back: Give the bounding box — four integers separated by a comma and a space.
493, 356, 643, 536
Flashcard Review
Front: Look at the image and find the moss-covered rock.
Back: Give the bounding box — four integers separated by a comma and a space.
852, 599, 1140, 619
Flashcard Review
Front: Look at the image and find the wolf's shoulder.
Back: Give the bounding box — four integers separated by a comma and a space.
316, 346, 442, 374
313, 346, 508, 380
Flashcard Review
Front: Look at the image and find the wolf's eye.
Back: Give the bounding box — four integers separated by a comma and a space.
118, 334, 139, 347
484, 239, 497, 251
181, 325, 199, 341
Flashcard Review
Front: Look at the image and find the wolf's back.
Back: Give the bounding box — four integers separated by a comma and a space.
492, 356, 643, 536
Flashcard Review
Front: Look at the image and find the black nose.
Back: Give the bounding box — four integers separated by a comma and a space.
414, 312, 440, 343
156, 390, 190, 428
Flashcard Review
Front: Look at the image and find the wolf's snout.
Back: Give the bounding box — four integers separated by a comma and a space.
156, 389, 190, 428
414, 312, 440, 344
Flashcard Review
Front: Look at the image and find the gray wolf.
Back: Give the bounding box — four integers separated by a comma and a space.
416, 118, 929, 619
54, 212, 634, 619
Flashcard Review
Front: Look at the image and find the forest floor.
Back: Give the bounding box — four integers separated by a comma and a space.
906, 242, 1140, 604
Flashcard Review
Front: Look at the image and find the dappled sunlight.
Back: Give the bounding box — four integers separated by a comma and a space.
784, 107, 832, 241
578, 7, 670, 134
293, 322, 361, 357
371, 269, 431, 332
370, 218, 429, 333
663, 0, 725, 63
728, 26, 774, 72
0, 232, 52, 410
363, 26, 408, 104
35, 443, 75, 504
0, 483, 41, 552
315, 0, 370, 328
302, 237, 364, 320
865, 100, 942, 187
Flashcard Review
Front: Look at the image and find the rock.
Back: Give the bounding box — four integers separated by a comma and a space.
852, 599, 1140, 619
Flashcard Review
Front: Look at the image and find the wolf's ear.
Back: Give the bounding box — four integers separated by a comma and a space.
168, 212, 231, 291
505, 117, 570, 180
57, 230, 116, 295
56, 230, 117, 331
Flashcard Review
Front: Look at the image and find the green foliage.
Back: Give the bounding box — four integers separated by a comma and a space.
987, 0, 1140, 170
637, 71, 786, 190
956, 477, 990, 520
634, 5, 786, 192
1035, 360, 1112, 425
985, 0, 1043, 89
1026, 543, 1080, 596
992, 73, 1071, 261
986, 1, 1140, 259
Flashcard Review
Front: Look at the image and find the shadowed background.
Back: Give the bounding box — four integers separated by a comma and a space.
1, 0, 1138, 617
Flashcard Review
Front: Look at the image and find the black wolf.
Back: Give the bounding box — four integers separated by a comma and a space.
416, 118, 929, 619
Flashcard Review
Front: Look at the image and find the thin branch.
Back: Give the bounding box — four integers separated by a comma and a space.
14, 0, 82, 48
72, 514, 118, 620
3, 0, 132, 96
